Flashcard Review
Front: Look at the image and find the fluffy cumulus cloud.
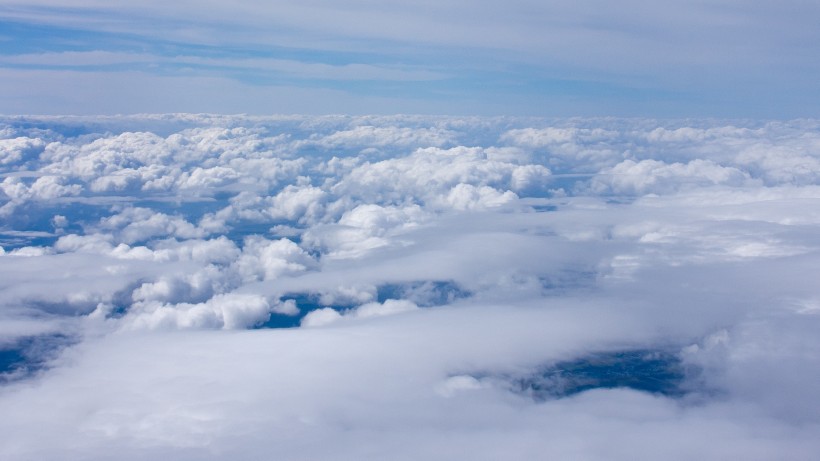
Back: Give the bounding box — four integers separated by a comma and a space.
1, 114, 820, 459
591, 159, 754, 195
121, 292, 272, 330
332, 145, 551, 206
296, 124, 457, 151
301, 299, 419, 327
0, 137, 46, 165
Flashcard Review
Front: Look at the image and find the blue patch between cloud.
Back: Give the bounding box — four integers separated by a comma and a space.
515, 350, 689, 399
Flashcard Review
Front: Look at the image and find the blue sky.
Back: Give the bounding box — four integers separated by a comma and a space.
1, 0, 819, 116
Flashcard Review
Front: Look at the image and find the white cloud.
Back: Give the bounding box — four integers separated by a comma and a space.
435, 374, 487, 397
299, 307, 342, 327
1, 115, 820, 459
332, 145, 550, 208
591, 159, 754, 195
337, 203, 424, 231
122, 292, 271, 330
0, 175, 81, 201
353, 298, 418, 318
41, 131, 171, 180
501, 126, 618, 147
97, 208, 207, 244
300, 203, 427, 258
232, 236, 317, 282
176, 166, 239, 190
299, 125, 456, 151
266, 185, 327, 223
438, 183, 518, 210
0, 137, 46, 165
301, 299, 419, 327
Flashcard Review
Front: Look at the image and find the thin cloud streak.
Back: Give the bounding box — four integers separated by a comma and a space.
1, 1, 818, 115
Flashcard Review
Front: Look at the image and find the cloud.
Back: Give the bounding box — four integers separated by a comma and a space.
590, 159, 754, 195
0, 51, 446, 82
1, 114, 820, 459
96, 207, 207, 244
0, 136, 45, 165
301, 299, 419, 327
266, 185, 327, 223
331, 146, 551, 208
301, 203, 425, 258
439, 183, 518, 210
232, 236, 317, 282
4, 2, 820, 115
122, 292, 272, 330
298, 125, 457, 151
1, 175, 81, 201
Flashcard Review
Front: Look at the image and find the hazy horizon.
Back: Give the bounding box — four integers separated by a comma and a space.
2, 1, 819, 118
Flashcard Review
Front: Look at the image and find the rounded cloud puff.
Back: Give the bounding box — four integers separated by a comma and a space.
123, 293, 271, 330
592, 159, 754, 195
301, 299, 419, 327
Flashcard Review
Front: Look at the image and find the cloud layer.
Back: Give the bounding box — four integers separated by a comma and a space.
1, 114, 820, 459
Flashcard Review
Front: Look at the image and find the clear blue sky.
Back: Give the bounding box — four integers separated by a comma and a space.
1, 0, 818, 117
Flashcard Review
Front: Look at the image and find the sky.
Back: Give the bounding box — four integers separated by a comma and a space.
2, 2, 820, 459
1, 114, 820, 459
1, 0, 820, 116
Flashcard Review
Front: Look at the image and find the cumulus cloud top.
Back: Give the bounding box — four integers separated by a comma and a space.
1, 114, 820, 459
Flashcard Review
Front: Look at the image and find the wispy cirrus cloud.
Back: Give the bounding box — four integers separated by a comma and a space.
1, 1, 819, 115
